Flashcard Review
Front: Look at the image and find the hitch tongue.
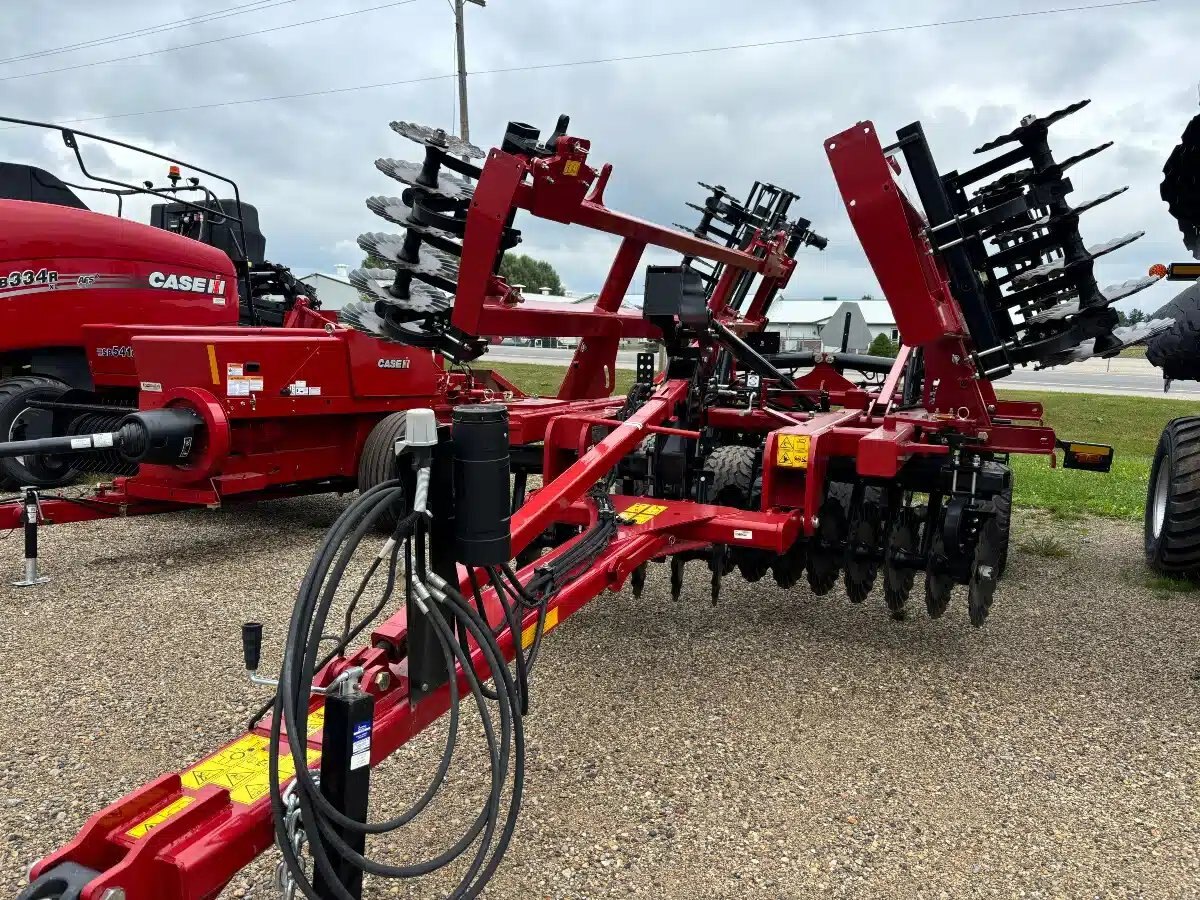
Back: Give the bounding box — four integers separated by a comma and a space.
17, 861, 103, 900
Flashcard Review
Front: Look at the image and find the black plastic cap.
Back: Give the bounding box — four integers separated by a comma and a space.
242, 622, 263, 671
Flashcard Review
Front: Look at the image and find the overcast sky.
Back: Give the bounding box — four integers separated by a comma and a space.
4, 0, 1197, 310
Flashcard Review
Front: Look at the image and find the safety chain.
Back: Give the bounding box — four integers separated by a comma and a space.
275, 774, 319, 899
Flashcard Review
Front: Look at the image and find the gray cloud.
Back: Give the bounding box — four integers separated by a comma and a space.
4, 0, 1197, 312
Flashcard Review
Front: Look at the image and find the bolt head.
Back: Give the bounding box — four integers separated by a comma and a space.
101, 890, 127, 900
373, 671, 392, 691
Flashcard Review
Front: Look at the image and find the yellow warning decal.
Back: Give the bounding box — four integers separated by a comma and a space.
125, 795, 196, 840
563, 160, 581, 176
521, 607, 559, 650
179, 734, 320, 806
307, 705, 325, 735
776, 434, 810, 469
621, 502, 668, 525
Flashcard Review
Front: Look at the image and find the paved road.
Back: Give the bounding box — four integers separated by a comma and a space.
484, 346, 1200, 398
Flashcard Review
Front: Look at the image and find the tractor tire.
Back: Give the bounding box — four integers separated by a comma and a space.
357, 412, 413, 529
1145, 416, 1200, 577
0, 376, 78, 490
706, 445, 770, 582
982, 461, 1013, 579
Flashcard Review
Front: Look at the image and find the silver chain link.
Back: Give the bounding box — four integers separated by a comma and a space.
275, 774, 319, 899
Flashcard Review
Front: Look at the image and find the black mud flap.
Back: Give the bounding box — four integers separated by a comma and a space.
1058, 439, 1114, 473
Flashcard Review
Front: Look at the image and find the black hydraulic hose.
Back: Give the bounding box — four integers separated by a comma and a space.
269, 483, 526, 899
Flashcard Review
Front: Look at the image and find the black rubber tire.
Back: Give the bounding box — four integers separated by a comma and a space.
1146, 283, 1200, 381
982, 461, 1013, 579
0, 375, 77, 490
357, 412, 413, 529
706, 445, 770, 582
1145, 416, 1200, 577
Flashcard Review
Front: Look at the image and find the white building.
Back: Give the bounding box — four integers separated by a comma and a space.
768, 298, 898, 350
299, 264, 358, 310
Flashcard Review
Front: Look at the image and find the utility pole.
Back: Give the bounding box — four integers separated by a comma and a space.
454, 0, 486, 145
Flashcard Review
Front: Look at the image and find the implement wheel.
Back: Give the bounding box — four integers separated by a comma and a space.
1145, 416, 1200, 577
0, 376, 77, 490
706, 445, 771, 582
358, 411, 413, 529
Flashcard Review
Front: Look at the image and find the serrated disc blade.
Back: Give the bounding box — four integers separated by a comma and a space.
1022, 276, 1161, 327
339, 300, 387, 337
365, 195, 414, 227
1038, 319, 1174, 367
348, 268, 452, 318
356, 233, 458, 279
390, 121, 484, 159
1000, 187, 1129, 237
974, 99, 1092, 154
1010, 232, 1144, 287
375, 158, 474, 200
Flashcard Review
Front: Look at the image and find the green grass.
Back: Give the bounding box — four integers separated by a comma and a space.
490, 362, 1188, 522
998, 390, 1197, 521
1145, 574, 1200, 594
1118, 345, 1148, 358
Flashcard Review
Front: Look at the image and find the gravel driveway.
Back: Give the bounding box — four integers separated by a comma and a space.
0, 499, 1196, 899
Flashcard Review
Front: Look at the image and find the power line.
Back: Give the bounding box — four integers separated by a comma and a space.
24, 0, 1164, 127
0, 0, 299, 67
0, 0, 422, 84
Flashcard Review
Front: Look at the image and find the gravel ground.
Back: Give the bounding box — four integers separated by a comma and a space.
0, 499, 1197, 899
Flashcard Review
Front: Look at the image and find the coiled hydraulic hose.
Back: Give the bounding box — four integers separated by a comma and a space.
268, 458, 617, 898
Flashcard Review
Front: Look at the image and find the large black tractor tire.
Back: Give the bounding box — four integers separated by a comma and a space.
1145, 416, 1200, 577
1146, 283, 1200, 382
357, 412, 414, 529
0, 376, 78, 490
706, 445, 771, 582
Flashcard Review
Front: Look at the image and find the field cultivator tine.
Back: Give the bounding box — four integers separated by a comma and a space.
1037, 319, 1175, 367
631, 563, 646, 599
670, 556, 685, 601
375, 158, 475, 200
806, 497, 847, 596
883, 508, 920, 620
709, 549, 724, 605
390, 120, 485, 159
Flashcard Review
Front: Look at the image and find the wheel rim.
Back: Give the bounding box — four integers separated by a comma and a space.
7, 405, 53, 469
1153, 459, 1170, 539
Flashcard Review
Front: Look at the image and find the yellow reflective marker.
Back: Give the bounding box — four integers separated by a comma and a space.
206, 344, 220, 385
776, 434, 810, 469
126, 795, 196, 840
180, 734, 320, 805
521, 607, 559, 650
563, 160, 581, 176
621, 502, 668, 525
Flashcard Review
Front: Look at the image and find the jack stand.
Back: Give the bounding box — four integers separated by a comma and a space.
313, 679, 374, 900
12, 487, 49, 588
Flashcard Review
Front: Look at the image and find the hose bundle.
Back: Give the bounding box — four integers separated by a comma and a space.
268, 465, 617, 898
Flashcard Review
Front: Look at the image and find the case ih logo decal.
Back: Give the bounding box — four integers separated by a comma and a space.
377, 358, 411, 369
148, 271, 226, 294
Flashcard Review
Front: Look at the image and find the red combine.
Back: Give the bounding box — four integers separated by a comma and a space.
11, 103, 1153, 899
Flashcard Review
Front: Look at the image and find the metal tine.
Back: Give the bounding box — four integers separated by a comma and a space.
973, 99, 1091, 154
356, 233, 459, 279
1009, 231, 1145, 287
375, 158, 474, 201
389, 121, 484, 160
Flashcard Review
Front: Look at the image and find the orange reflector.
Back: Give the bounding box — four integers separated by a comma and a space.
1149, 262, 1168, 278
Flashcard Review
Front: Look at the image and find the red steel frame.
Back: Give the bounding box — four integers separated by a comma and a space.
24, 119, 1067, 900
